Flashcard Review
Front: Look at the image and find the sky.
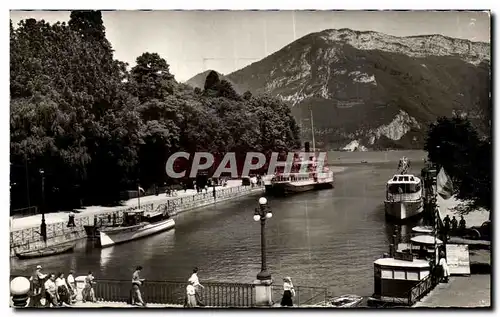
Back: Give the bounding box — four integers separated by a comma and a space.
10, 10, 490, 82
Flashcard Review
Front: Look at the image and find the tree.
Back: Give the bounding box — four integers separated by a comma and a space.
204, 70, 220, 91
130, 52, 176, 102
424, 116, 491, 215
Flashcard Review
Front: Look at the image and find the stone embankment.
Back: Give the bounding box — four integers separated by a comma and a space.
10, 181, 263, 257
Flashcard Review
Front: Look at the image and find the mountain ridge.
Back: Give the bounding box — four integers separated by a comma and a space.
185, 28, 490, 150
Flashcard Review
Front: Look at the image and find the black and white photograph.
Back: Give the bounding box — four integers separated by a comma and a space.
7, 5, 492, 310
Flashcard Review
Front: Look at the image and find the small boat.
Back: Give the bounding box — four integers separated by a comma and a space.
384, 157, 424, 220
328, 294, 363, 307
16, 243, 75, 259
99, 209, 175, 248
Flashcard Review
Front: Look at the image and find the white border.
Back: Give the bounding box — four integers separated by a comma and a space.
2, 1, 497, 317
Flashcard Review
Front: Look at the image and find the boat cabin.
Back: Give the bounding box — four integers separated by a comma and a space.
122, 209, 168, 226
123, 210, 144, 226
373, 257, 430, 301
386, 174, 422, 197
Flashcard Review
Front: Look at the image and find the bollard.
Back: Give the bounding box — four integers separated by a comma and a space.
10, 276, 30, 308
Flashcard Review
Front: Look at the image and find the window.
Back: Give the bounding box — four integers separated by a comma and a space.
420, 270, 430, 279
381, 269, 393, 279
394, 270, 406, 280
407, 272, 419, 281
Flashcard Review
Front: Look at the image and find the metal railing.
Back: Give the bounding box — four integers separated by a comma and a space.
406, 273, 437, 306
93, 279, 255, 307
271, 285, 328, 307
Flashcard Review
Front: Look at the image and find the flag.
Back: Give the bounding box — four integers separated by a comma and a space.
138, 186, 145, 195
436, 167, 454, 200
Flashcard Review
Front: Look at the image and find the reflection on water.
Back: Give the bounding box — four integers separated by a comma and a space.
11, 153, 429, 296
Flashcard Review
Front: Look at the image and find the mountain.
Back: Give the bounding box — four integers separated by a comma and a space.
188, 29, 491, 150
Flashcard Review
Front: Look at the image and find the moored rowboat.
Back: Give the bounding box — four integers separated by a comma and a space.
16, 243, 75, 259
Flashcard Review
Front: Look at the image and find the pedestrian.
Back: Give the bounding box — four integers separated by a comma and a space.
459, 216, 466, 236
67, 212, 75, 227
188, 267, 205, 306
185, 280, 197, 308
130, 266, 146, 306
280, 277, 295, 307
451, 216, 458, 236
82, 271, 96, 303
439, 251, 449, 283
44, 273, 59, 307
66, 270, 77, 303
30, 265, 47, 307
55, 272, 71, 306
443, 215, 451, 240
212, 185, 216, 200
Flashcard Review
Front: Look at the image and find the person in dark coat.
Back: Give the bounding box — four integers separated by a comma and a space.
459, 216, 466, 236
280, 277, 295, 307
451, 216, 458, 235
443, 215, 451, 240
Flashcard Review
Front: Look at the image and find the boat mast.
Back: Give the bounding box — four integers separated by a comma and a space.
310, 107, 316, 153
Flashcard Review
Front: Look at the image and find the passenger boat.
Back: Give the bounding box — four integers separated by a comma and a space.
99, 209, 175, 248
384, 157, 424, 220
263, 151, 334, 196
15, 242, 75, 259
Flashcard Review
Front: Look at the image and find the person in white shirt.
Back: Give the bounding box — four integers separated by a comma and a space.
55, 272, 71, 305
66, 270, 76, 302
30, 265, 47, 307
186, 281, 197, 307
188, 267, 205, 306
280, 277, 295, 307
44, 273, 59, 307
439, 251, 450, 283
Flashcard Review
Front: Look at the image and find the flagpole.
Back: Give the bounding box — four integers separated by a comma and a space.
137, 184, 141, 209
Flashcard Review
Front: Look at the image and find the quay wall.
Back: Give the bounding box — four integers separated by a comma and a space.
10, 185, 264, 257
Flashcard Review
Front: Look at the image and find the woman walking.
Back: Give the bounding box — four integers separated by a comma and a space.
55, 272, 71, 306
280, 277, 295, 307
82, 271, 96, 303
439, 251, 450, 283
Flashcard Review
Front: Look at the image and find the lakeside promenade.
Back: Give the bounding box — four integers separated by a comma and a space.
10, 179, 245, 230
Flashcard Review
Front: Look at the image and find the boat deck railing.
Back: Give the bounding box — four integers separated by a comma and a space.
386, 193, 422, 202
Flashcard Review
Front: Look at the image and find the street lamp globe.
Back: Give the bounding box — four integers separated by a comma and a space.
266, 212, 273, 219
253, 214, 260, 222
259, 197, 267, 205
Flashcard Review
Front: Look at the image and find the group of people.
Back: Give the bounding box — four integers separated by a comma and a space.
29, 265, 97, 307
442, 215, 467, 239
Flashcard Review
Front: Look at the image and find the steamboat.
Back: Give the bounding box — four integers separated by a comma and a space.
384, 157, 424, 220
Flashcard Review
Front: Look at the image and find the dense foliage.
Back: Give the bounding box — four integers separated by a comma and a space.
424, 116, 491, 215
10, 11, 301, 213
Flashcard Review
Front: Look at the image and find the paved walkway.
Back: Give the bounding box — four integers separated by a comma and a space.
414, 274, 491, 308
10, 180, 245, 230
70, 301, 182, 308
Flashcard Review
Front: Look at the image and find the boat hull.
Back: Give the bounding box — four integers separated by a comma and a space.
384, 199, 423, 220
16, 243, 75, 259
99, 218, 175, 248
265, 178, 334, 196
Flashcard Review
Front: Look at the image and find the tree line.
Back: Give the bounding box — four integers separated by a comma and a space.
10, 11, 301, 213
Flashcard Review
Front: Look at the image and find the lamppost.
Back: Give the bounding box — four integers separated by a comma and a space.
254, 197, 273, 281
39, 169, 46, 242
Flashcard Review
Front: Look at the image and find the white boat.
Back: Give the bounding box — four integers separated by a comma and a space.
99, 209, 175, 248
384, 158, 424, 220
263, 155, 334, 195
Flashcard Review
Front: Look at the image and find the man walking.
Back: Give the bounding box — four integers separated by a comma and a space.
30, 265, 47, 307
131, 266, 146, 306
